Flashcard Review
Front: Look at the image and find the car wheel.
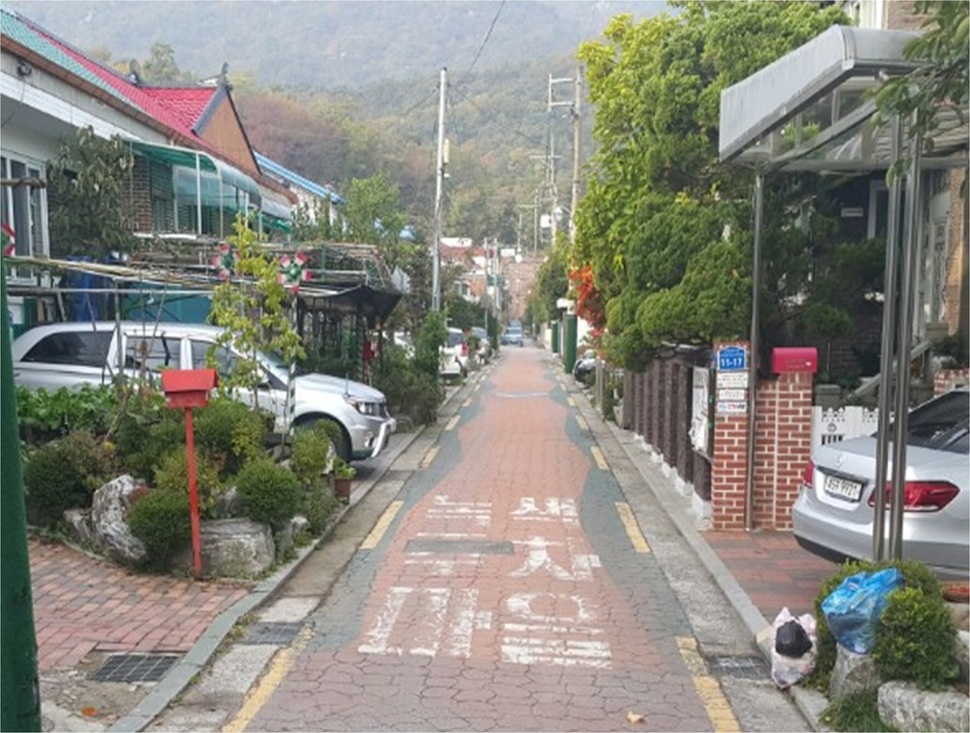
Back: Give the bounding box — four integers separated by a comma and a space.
299, 416, 351, 463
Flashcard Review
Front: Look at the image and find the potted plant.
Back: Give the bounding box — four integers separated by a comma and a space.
331, 457, 356, 501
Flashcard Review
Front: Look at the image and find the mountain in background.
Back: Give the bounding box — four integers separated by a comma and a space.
4, 0, 659, 89
5, 0, 665, 245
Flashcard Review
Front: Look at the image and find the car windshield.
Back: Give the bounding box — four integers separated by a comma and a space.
902, 391, 969, 454
447, 331, 464, 347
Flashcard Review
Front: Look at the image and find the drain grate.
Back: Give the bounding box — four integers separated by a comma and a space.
705, 655, 770, 679
89, 653, 179, 683
405, 539, 514, 555
240, 622, 303, 645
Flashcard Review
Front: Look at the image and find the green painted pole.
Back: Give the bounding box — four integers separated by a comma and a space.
0, 264, 42, 732
564, 314, 578, 374
551, 320, 560, 354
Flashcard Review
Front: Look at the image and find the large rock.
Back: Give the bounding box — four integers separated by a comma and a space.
878, 681, 970, 732
276, 515, 310, 561
175, 519, 274, 579
830, 645, 881, 699
212, 486, 243, 519
957, 631, 970, 684
90, 475, 149, 565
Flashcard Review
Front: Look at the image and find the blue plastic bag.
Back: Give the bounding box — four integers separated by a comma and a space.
821, 568, 903, 654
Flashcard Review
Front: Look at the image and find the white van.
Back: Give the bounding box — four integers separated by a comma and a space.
11, 321, 396, 462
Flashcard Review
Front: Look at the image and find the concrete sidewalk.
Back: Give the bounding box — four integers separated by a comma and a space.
28, 358, 838, 731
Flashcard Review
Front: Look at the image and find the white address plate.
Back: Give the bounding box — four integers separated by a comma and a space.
824, 474, 863, 502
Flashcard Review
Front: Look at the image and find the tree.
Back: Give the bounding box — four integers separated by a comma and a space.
47, 127, 135, 258
875, 1, 969, 146
572, 2, 848, 368
341, 173, 408, 268
142, 42, 191, 84
208, 216, 304, 404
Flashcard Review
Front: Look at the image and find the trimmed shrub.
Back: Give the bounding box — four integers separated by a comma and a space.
194, 398, 267, 475
235, 459, 301, 527
872, 585, 958, 689
304, 479, 341, 536
810, 558, 945, 690
153, 448, 224, 519
290, 425, 333, 485
128, 489, 191, 568
114, 397, 184, 481
23, 430, 118, 527
373, 343, 443, 426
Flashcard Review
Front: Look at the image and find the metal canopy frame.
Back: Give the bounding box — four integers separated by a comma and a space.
718, 25, 969, 557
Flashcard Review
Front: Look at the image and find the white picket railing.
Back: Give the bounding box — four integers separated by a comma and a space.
811, 406, 882, 449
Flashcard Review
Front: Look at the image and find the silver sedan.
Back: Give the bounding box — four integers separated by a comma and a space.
793, 389, 969, 578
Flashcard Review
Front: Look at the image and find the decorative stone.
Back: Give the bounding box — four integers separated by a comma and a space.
174, 519, 274, 578
276, 516, 311, 561
213, 487, 242, 519
878, 681, 970, 733
830, 645, 881, 699
90, 475, 147, 565
62, 509, 94, 547
957, 631, 970, 684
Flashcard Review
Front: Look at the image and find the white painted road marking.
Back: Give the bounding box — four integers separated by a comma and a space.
510, 497, 579, 527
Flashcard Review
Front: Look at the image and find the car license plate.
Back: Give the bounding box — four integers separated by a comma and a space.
824, 474, 863, 502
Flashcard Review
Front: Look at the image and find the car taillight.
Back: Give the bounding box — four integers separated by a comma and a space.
801, 460, 814, 488
461, 343, 468, 356
867, 481, 960, 512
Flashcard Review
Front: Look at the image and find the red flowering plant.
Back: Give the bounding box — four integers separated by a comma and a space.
568, 264, 607, 349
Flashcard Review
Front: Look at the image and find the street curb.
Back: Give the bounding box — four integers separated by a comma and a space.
566, 375, 830, 732
108, 371, 481, 733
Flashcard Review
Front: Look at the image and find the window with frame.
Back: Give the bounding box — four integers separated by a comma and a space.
124, 334, 182, 374
1, 155, 49, 258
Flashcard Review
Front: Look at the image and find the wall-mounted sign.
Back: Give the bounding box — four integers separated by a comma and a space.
716, 400, 748, 415
840, 206, 864, 218
717, 345, 747, 372
716, 371, 749, 389
690, 367, 710, 456
718, 388, 747, 402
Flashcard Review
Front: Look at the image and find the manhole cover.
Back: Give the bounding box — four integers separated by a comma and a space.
240, 622, 303, 645
89, 653, 179, 683
405, 539, 514, 555
705, 655, 770, 679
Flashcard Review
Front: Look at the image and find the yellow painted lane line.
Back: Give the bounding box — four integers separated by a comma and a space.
615, 502, 650, 554
575, 415, 588, 431
566, 396, 576, 407
676, 637, 741, 733
360, 500, 403, 550
590, 445, 608, 470
222, 626, 313, 732
421, 446, 439, 469
462, 398, 472, 408
445, 414, 461, 431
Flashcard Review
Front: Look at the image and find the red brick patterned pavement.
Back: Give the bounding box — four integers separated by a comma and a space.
29, 538, 249, 672
705, 531, 836, 621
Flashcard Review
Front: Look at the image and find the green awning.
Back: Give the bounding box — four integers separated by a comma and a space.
130, 140, 261, 205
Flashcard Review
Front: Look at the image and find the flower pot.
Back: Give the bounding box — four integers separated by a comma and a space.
333, 476, 352, 501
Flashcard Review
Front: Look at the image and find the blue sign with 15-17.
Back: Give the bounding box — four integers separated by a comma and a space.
717, 345, 747, 372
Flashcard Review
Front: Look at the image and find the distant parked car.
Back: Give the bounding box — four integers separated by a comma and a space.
439, 327, 469, 378
11, 321, 396, 462
502, 325, 523, 347
793, 389, 969, 578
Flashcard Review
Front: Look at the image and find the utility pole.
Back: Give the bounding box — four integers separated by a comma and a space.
569, 66, 582, 245
548, 73, 573, 249
431, 67, 447, 312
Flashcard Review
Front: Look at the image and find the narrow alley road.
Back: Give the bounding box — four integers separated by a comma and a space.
171, 346, 808, 733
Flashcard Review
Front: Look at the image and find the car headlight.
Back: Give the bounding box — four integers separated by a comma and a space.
344, 395, 383, 417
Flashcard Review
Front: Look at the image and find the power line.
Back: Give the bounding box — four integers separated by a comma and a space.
456, 0, 506, 88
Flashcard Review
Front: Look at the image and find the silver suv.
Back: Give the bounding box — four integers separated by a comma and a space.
11, 321, 396, 462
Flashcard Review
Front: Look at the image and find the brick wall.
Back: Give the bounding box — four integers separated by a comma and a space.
884, 0, 924, 30
131, 157, 152, 233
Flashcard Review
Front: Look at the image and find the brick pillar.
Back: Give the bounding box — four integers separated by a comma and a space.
649, 361, 661, 450
754, 372, 814, 529
711, 341, 750, 530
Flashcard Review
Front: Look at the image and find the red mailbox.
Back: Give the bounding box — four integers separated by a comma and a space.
771, 347, 818, 374
160, 368, 217, 578
160, 369, 218, 408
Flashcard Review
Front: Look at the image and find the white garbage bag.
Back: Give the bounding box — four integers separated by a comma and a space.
770, 606, 817, 689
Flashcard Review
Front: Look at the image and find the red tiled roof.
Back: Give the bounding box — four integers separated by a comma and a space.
33, 24, 215, 142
